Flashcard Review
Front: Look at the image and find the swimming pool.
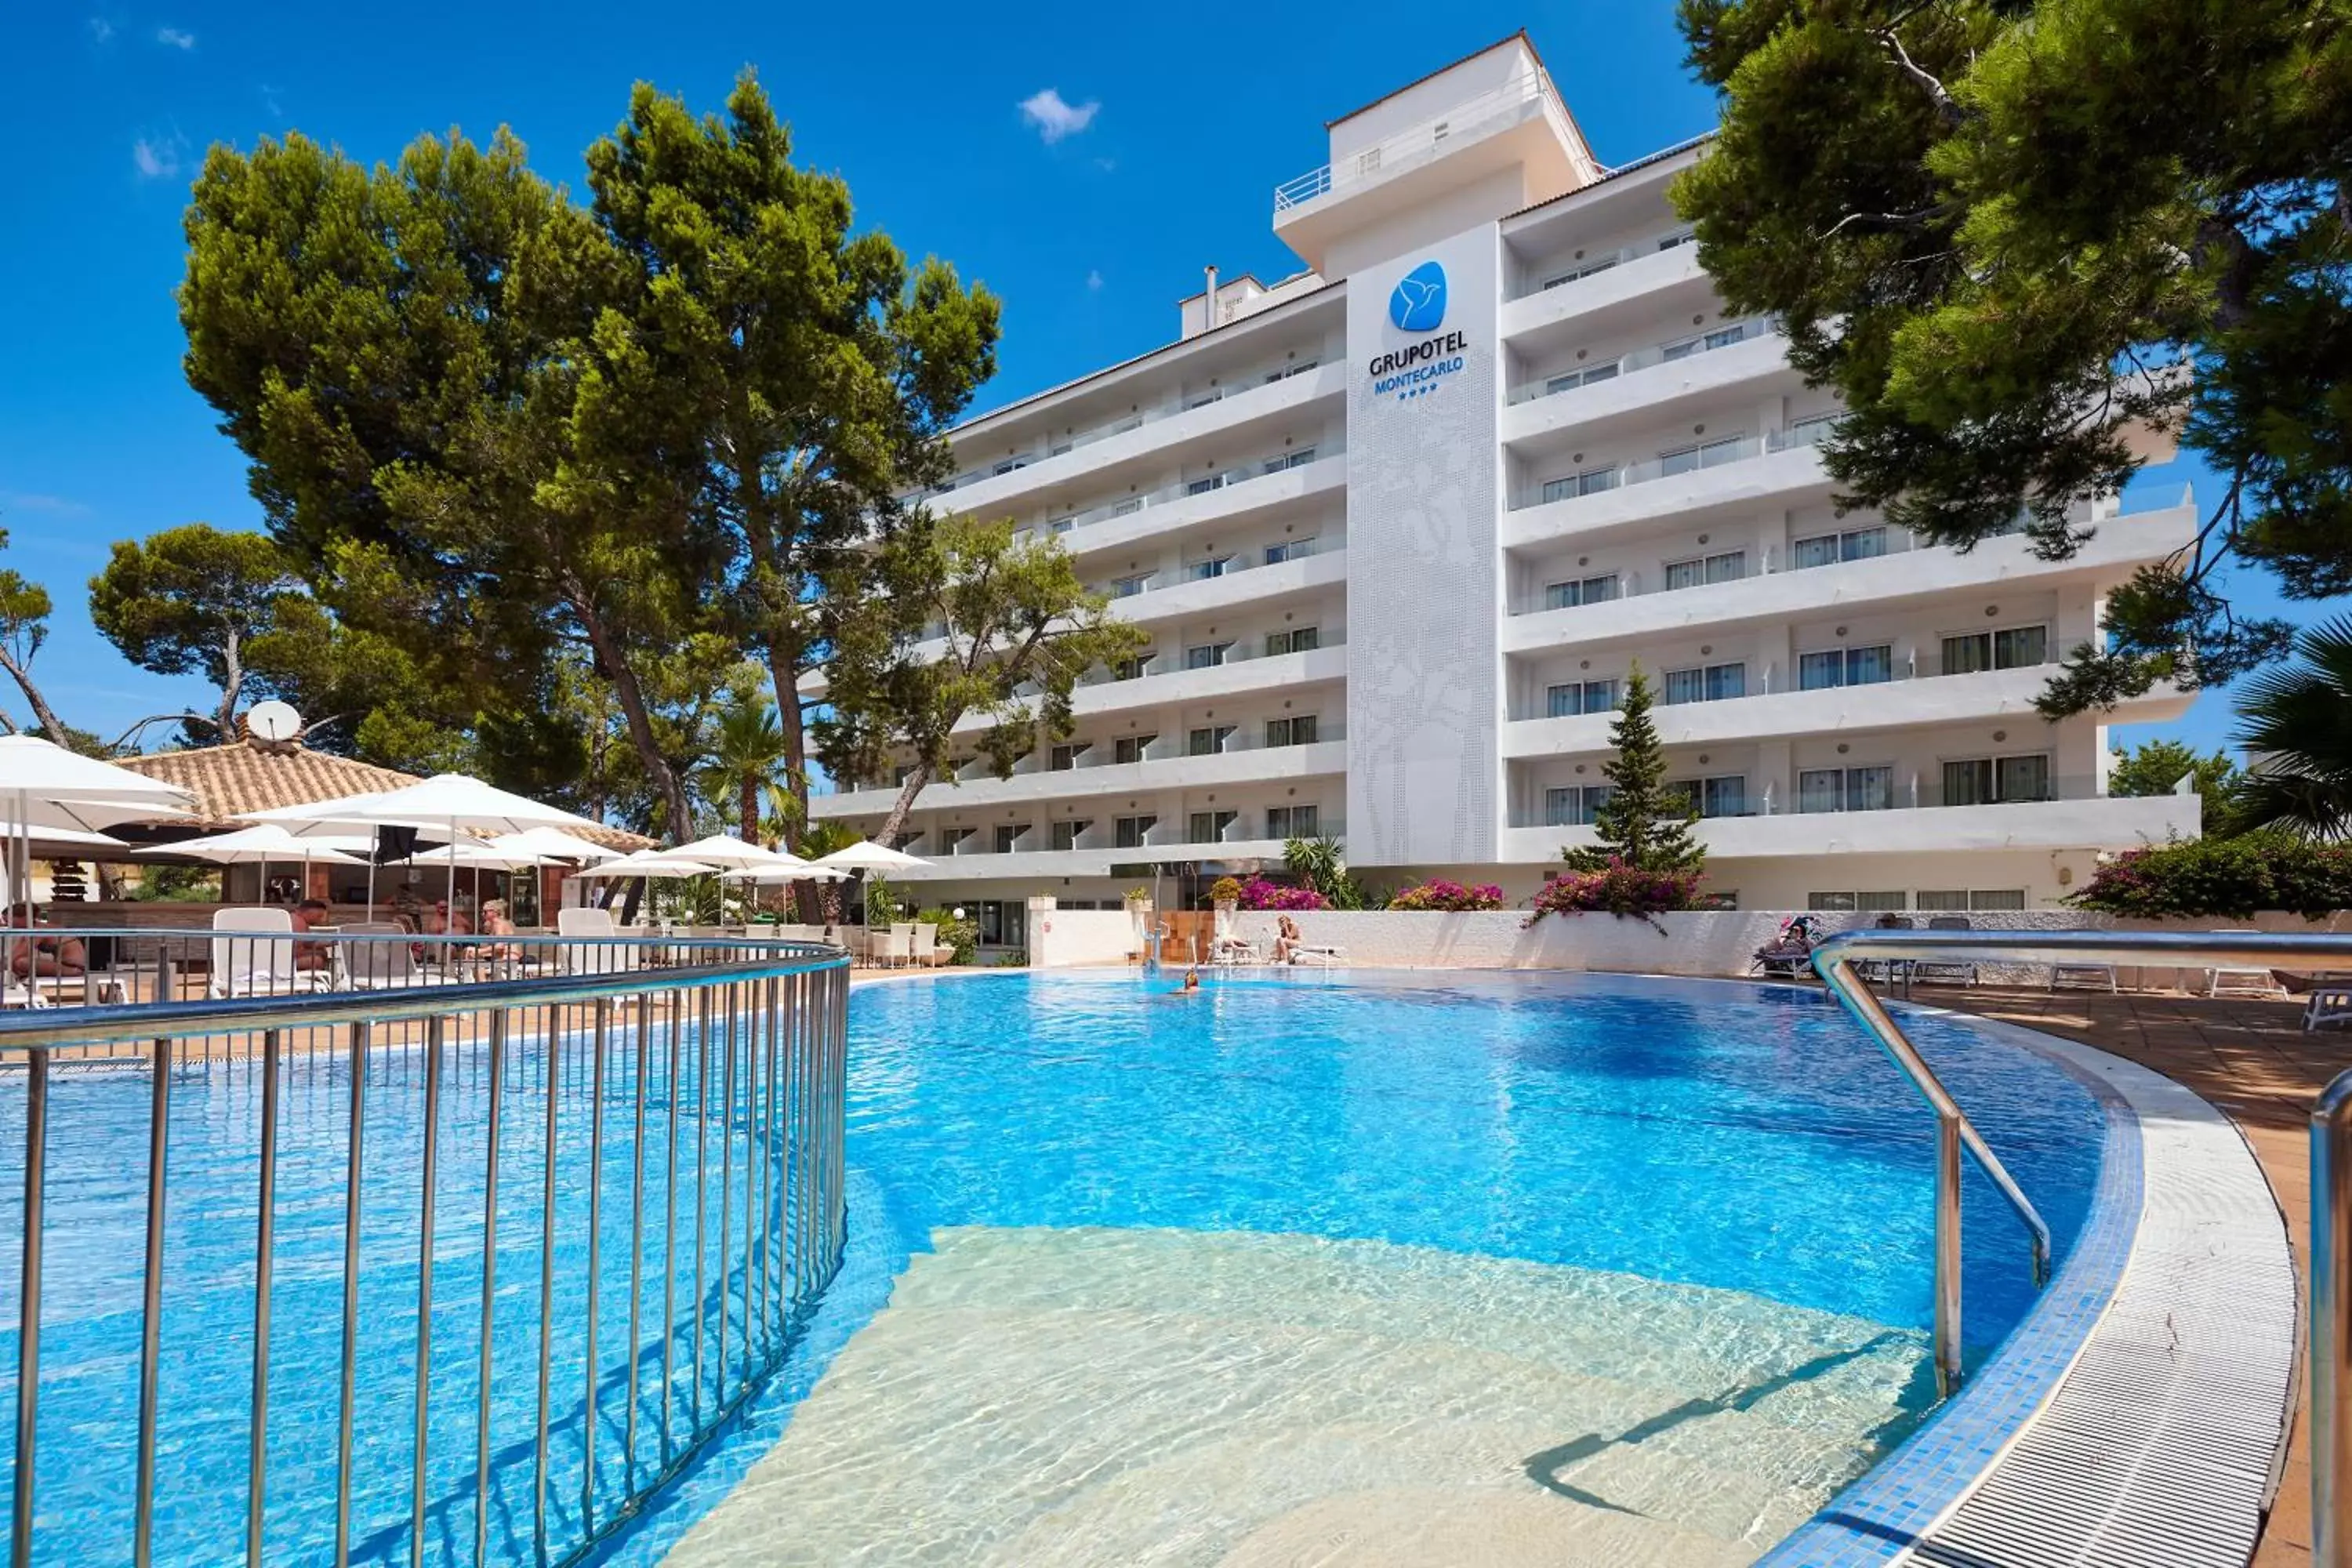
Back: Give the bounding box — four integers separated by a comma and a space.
651, 968, 2111, 1566
0, 968, 2113, 1567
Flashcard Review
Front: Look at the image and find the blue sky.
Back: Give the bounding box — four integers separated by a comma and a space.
0, 0, 2288, 757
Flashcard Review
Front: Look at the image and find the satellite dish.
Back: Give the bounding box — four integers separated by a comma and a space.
246, 701, 303, 743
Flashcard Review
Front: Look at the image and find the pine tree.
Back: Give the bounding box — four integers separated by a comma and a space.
1566, 664, 1706, 875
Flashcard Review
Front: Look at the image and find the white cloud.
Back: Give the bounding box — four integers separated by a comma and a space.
154, 26, 194, 48
0, 492, 91, 519
131, 136, 183, 180
88, 17, 114, 42
1086, 269, 1105, 292
1018, 88, 1098, 144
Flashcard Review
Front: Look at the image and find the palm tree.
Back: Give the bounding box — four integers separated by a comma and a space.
793, 818, 862, 924
694, 693, 796, 846
2233, 615, 2352, 839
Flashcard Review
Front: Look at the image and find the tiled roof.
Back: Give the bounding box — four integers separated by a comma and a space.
113, 742, 653, 851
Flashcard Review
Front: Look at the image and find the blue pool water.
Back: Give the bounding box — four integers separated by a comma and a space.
0, 971, 2111, 1567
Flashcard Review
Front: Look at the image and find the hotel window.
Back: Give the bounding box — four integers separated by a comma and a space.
1112, 655, 1151, 682
1265, 804, 1319, 840
1781, 412, 1840, 446
1185, 555, 1234, 582
1265, 715, 1319, 747
1188, 809, 1238, 843
1539, 465, 1621, 504
1807, 891, 1908, 913
1261, 448, 1316, 474
992, 824, 1027, 855
1111, 573, 1152, 598
1540, 253, 1621, 291
1942, 753, 2053, 806
1546, 679, 1618, 718
1186, 474, 1226, 496
1664, 550, 1747, 590
1050, 743, 1082, 771
1047, 517, 1074, 536
991, 456, 1030, 476
1918, 888, 2028, 913
1544, 785, 1613, 826
1668, 775, 1748, 818
1184, 390, 1225, 411
1265, 626, 1319, 656
1264, 537, 1316, 565
1184, 643, 1232, 670
1658, 435, 1744, 476
1797, 644, 1894, 690
1663, 662, 1747, 705
1659, 230, 1696, 251
1187, 725, 1235, 757
1113, 815, 1155, 850
1791, 527, 1888, 569
1050, 819, 1087, 851
1261, 358, 1320, 383
1544, 362, 1621, 395
1110, 497, 1143, 517
1940, 624, 2049, 675
1113, 735, 1155, 764
938, 826, 974, 855
1796, 765, 1895, 813
1544, 574, 1619, 610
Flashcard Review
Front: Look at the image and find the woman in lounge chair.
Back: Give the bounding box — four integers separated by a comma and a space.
479, 898, 521, 962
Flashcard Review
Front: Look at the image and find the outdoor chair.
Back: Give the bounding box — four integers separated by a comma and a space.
209, 908, 330, 999
2305, 976, 2352, 1033
867, 926, 910, 970
890, 922, 919, 969
2205, 931, 2288, 999
557, 907, 650, 981
1857, 915, 1915, 991
338, 922, 455, 990
1910, 916, 1980, 988
911, 922, 946, 968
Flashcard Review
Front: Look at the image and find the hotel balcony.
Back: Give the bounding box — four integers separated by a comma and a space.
891, 824, 1348, 881
812, 735, 1345, 815
932, 361, 1344, 519
1502, 497, 2198, 654
1496, 787, 2197, 864
1499, 229, 1712, 347
1051, 447, 1345, 560
1098, 545, 1345, 626
1502, 426, 1837, 550
1501, 320, 1798, 451
1501, 665, 2188, 760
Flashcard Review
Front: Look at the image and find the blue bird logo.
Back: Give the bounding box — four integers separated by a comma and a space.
1388, 261, 1447, 332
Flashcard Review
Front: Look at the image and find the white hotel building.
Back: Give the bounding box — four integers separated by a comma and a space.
811, 33, 2200, 942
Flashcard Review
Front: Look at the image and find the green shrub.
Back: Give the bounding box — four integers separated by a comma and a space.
916, 906, 978, 964
2067, 833, 2352, 920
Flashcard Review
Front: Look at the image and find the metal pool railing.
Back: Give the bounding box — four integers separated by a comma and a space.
1812, 927, 2347, 1548
0, 930, 851, 1568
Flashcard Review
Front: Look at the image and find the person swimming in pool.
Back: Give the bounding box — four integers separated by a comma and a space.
1162, 967, 1203, 996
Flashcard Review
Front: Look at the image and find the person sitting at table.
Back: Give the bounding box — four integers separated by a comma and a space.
479, 898, 521, 962
290, 898, 333, 973
3, 907, 86, 980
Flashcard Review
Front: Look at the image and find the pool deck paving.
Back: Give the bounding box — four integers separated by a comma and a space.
1917, 985, 2328, 1568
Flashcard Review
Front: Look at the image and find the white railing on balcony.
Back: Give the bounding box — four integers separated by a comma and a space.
1511, 416, 1838, 511
1275, 74, 1559, 212
1011, 445, 1344, 546
1103, 537, 1335, 603
1504, 648, 2056, 722
1080, 628, 1348, 689
1506, 316, 1780, 406
933, 359, 1331, 497
1509, 227, 1697, 302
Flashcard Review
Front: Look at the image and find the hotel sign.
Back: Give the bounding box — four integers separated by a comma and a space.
1368, 260, 1468, 402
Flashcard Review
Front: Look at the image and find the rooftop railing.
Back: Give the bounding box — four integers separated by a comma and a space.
0, 928, 848, 1568
1274, 74, 1560, 213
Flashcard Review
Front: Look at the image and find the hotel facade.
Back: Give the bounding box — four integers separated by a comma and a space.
811, 34, 2201, 942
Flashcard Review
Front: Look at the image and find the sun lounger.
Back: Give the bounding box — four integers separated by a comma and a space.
209, 909, 332, 999
2305, 976, 2352, 1033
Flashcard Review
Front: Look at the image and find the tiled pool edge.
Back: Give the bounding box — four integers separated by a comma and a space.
1759, 1009, 2296, 1568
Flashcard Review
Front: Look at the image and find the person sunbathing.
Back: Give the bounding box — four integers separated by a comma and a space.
290, 898, 333, 972
1273, 915, 1301, 965
479, 898, 521, 962
3, 908, 85, 980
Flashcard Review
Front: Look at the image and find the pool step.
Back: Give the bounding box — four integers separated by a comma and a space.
662, 1226, 1931, 1567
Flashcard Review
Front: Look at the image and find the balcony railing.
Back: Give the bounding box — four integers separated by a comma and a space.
1011, 445, 1344, 546
1080, 628, 1349, 689
1511, 417, 1836, 512
1511, 772, 2106, 827
933, 361, 1333, 497
1275, 74, 1561, 212
0, 930, 848, 1568
1505, 316, 1780, 406
943, 818, 1349, 857
1507, 650, 2058, 722
1017, 721, 1348, 775
1103, 537, 1338, 602
1508, 226, 1697, 302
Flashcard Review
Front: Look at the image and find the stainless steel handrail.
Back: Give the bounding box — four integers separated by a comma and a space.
1811, 927, 2350, 1428
2318, 1065, 2352, 1568
0, 931, 851, 1568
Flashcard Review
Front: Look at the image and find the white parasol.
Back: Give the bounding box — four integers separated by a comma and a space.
0, 736, 196, 929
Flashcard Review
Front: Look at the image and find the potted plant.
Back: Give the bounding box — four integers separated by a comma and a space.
1209, 875, 1243, 913
1123, 885, 1154, 953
